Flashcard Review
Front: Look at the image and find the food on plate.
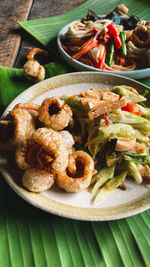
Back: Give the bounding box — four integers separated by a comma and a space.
61, 4, 150, 71
0, 108, 36, 150
38, 97, 72, 130
57, 150, 95, 192
23, 48, 48, 82
1, 85, 150, 203
22, 168, 55, 193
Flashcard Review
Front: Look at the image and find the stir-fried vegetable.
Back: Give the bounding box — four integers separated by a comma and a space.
62, 84, 150, 203
113, 86, 146, 103
93, 171, 128, 203
91, 165, 115, 193
126, 161, 142, 184
89, 124, 136, 145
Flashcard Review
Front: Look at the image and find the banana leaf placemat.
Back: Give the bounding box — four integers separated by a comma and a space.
0, 0, 150, 266
0, 65, 150, 267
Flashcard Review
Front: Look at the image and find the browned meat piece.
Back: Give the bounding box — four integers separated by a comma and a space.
115, 138, 136, 152
80, 88, 100, 99
81, 97, 100, 112
102, 92, 120, 101
127, 142, 145, 154
88, 98, 126, 121
80, 87, 109, 99
106, 151, 122, 167
0, 109, 36, 150
138, 164, 150, 179
13, 103, 40, 111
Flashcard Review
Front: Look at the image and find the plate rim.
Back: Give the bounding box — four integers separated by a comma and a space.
1, 71, 150, 221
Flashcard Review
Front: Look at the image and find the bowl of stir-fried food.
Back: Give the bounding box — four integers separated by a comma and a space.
0, 72, 150, 220
57, 4, 150, 79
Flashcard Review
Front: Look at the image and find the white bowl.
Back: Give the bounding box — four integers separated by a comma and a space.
57, 21, 150, 80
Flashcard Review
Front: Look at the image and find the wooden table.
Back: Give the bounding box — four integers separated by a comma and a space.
0, 0, 86, 69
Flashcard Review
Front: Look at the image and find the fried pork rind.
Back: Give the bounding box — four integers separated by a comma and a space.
31, 128, 69, 174
24, 47, 48, 83
24, 60, 45, 83
38, 97, 73, 131
57, 150, 94, 192
0, 109, 36, 150
59, 130, 75, 154
22, 168, 55, 192
16, 127, 70, 175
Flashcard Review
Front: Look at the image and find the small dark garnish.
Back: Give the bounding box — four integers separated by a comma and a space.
81, 10, 101, 22
119, 184, 127, 190
81, 9, 140, 31
122, 15, 140, 30
61, 36, 70, 45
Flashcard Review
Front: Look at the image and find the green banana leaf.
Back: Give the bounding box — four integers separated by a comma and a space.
0, 62, 69, 115
19, 0, 150, 51
0, 0, 150, 266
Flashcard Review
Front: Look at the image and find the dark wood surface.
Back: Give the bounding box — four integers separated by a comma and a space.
0, 0, 86, 68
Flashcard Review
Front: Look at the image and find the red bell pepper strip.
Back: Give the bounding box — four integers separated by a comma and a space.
107, 24, 122, 49
121, 102, 142, 116
107, 24, 118, 37
114, 35, 122, 49
102, 114, 110, 126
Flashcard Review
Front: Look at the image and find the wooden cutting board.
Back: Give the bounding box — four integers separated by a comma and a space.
0, 0, 32, 67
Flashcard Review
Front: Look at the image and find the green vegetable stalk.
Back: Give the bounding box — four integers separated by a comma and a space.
91, 165, 115, 193
119, 31, 127, 56
93, 171, 127, 203
113, 86, 146, 103
61, 95, 84, 117
109, 110, 148, 124
124, 153, 150, 165
106, 39, 115, 66
126, 161, 142, 184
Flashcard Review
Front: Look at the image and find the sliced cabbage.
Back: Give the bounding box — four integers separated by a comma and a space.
91, 165, 115, 193
132, 122, 150, 134
126, 161, 143, 184
109, 111, 148, 124
135, 129, 149, 143
93, 171, 127, 203
112, 86, 146, 103
89, 123, 136, 144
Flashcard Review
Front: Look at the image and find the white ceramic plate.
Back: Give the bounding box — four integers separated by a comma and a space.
57, 21, 150, 80
0, 72, 150, 221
